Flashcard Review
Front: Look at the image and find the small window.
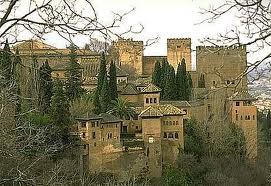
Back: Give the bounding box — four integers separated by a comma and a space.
136, 126, 138, 130
253, 115, 255, 120
110, 133, 113, 139
173, 121, 176, 125
175, 133, 179, 139
248, 115, 250, 120
94, 142, 96, 147
241, 115, 243, 120
163, 121, 166, 125
92, 132, 96, 139
82, 132, 86, 138
169, 121, 172, 125
235, 110, 237, 113
164, 132, 167, 138
96, 122, 99, 127
236, 114, 238, 121
165, 121, 168, 125
183, 109, 187, 114
213, 81, 216, 86
236, 102, 240, 106
150, 98, 153, 103
154, 98, 157, 103
81, 122, 86, 128
146, 98, 149, 103
116, 124, 118, 128
176, 121, 179, 125
83, 145, 87, 149
91, 122, 95, 128
168, 133, 174, 138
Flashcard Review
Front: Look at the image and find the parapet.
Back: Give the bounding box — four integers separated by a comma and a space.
196, 45, 246, 51
167, 38, 191, 44
113, 38, 143, 47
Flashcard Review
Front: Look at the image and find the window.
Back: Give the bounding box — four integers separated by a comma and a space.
169, 121, 172, 125
213, 81, 216, 86
164, 132, 167, 138
226, 80, 231, 85
168, 133, 174, 138
92, 132, 96, 139
108, 133, 113, 139
150, 98, 153, 103
146, 98, 149, 103
253, 115, 255, 120
248, 115, 250, 120
91, 122, 95, 128
136, 126, 138, 130
82, 132, 86, 138
154, 98, 157, 103
241, 115, 243, 120
110, 133, 113, 139
96, 122, 99, 127
83, 145, 87, 149
173, 121, 176, 125
183, 109, 187, 114
94, 142, 96, 147
81, 122, 86, 128
236, 102, 240, 106
235, 110, 238, 113
176, 121, 179, 125
236, 114, 238, 121
163, 121, 166, 125
175, 133, 179, 139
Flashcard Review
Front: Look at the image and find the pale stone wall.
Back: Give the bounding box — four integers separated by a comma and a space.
230, 101, 257, 159
113, 39, 143, 75
167, 38, 192, 71
196, 46, 248, 91
143, 93, 160, 107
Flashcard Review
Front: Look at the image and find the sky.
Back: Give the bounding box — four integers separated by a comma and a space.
46, 0, 235, 57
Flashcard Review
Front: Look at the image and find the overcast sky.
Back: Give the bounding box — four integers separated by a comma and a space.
46, 0, 235, 57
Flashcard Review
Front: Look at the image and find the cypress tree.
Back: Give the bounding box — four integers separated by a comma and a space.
179, 58, 188, 100
109, 61, 118, 101
50, 79, 70, 129
93, 89, 101, 114
152, 61, 162, 87
187, 72, 193, 101
38, 60, 53, 114
0, 39, 13, 87
163, 65, 176, 100
65, 44, 83, 101
97, 52, 107, 93
175, 63, 182, 99
100, 77, 110, 113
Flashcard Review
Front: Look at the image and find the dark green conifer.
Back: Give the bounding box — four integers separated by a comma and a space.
50, 79, 70, 128
100, 77, 110, 113
38, 60, 53, 114
65, 44, 83, 101
152, 61, 162, 87
93, 89, 101, 114
97, 52, 107, 93
109, 61, 118, 101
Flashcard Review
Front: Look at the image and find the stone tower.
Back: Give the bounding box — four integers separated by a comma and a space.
229, 91, 257, 159
196, 45, 248, 92
167, 38, 192, 71
112, 38, 144, 75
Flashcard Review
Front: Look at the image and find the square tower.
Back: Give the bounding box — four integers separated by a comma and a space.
167, 38, 192, 71
112, 38, 144, 75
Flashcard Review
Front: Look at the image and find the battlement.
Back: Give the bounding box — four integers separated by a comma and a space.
113, 38, 143, 47
167, 38, 191, 44
197, 45, 246, 51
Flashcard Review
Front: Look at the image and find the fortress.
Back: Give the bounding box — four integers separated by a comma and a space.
14, 38, 257, 178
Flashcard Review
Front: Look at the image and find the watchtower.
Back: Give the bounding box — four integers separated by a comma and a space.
167, 38, 192, 71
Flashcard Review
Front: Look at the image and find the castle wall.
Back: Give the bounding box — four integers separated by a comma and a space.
113, 39, 143, 75
196, 45, 248, 92
167, 38, 192, 71
142, 56, 166, 75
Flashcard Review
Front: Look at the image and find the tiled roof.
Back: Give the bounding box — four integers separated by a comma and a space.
160, 100, 191, 107
139, 106, 163, 117
230, 91, 256, 101
99, 113, 122, 123
121, 83, 140, 95
141, 83, 161, 93
14, 40, 56, 50
139, 104, 185, 118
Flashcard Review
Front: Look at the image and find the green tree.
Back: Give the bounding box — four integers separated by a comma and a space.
163, 65, 176, 100
65, 44, 83, 101
152, 61, 162, 87
97, 52, 107, 93
93, 89, 101, 114
184, 119, 205, 159
187, 72, 193, 100
178, 58, 188, 100
50, 79, 70, 134
100, 77, 110, 113
38, 60, 53, 114
110, 98, 135, 119
109, 61, 118, 101
0, 39, 13, 83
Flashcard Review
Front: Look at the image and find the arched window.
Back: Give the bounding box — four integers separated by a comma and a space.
175, 133, 179, 139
